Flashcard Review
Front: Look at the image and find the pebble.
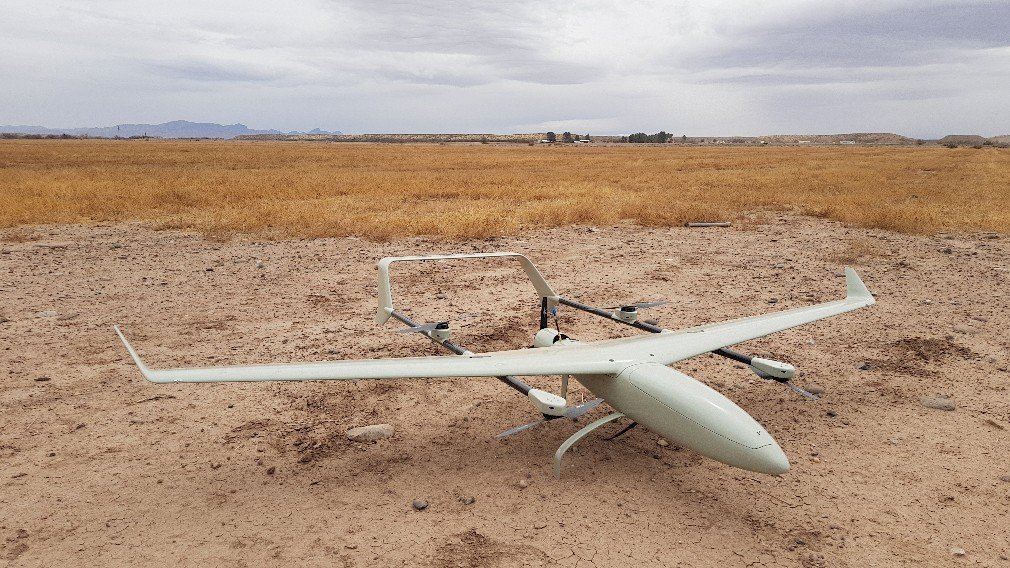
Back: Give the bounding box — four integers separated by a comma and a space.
950, 547, 965, 557
518, 478, 529, 489
346, 424, 395, 442
998, 475, 1010, 482
34, 376, 51, 382
657, 438, 669, 447
767, 298, 779, 304
412, 499, 428, 511
461, 496, 476, 505
266, 466, 276, 475
856, 361, 873, 371
35, 310, 58, 318
921, 397, 955, 411
826, 410, 838, 417
805, 385, 826, 395
0, 316, 9, 323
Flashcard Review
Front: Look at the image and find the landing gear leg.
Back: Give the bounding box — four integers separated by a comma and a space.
553, 412, 625, 479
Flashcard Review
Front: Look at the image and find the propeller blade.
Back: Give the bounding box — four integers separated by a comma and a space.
605, 300, 668, 310
397, 322, 442, 333
784, 381, 820, 400
564, 398, 604, 419
494, 419, 544, 439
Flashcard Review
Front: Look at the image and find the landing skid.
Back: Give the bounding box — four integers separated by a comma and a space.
553, 412, 625, 479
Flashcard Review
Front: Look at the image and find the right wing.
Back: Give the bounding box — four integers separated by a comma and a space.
581, 267, 875, 366
114, 326, 627, 384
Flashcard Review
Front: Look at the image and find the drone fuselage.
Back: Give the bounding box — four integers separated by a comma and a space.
574, 363, 790, 474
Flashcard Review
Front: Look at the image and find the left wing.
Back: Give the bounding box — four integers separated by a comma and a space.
114, 326, 627, 384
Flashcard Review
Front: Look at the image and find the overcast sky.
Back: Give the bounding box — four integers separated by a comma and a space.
2, 0, 1007, 137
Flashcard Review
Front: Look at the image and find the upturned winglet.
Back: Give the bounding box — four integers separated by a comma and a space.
844, 267, 874, 305
114, 325, 158, 383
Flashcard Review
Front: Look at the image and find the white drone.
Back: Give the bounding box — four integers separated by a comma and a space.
116, 252, 875, 478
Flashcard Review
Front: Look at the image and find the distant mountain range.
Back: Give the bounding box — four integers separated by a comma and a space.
0, 120, 340, 139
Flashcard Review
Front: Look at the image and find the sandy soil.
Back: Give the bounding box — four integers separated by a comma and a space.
2, 215, 1008, 567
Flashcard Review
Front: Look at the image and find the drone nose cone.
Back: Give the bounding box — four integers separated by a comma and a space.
753, 442, 790, 475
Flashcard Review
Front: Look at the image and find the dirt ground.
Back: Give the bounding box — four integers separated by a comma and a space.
2, 214, 1008, 567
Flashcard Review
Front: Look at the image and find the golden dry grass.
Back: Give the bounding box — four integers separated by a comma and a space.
1, 139, 1007, 239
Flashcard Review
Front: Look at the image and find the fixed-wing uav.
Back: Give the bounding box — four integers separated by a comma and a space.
116, 253, 875, 478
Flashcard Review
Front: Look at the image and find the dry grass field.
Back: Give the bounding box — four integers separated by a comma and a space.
1, 139, 1008, 239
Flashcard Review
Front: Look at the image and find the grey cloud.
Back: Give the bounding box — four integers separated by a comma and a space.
686, 2, 1010, 76
147, 60, 284, 83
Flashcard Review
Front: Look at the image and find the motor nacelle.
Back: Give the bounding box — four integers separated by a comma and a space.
749, 357, 796, 380
429, 322, 451, 342
533, 328, 570, 348
528, 388, 567, 417
613, 306, 639, 323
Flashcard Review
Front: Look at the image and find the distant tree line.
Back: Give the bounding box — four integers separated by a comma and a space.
544, 132, 591, 143
623, 131, 670, 143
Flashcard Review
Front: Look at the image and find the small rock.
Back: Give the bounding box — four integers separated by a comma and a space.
950, 547, 965, 557
657, 438, 669, 447
461, 496, 476, 505
266, 466, 276, 475
0, 316, 10, 323
34, 376, 51, 382
16, 528, 29, 539
767, 298, 779, 304
941, 247, 953, 254
345, 544, 357, 550
255, 260, 264, 269
412, 499, 428, 511
921, 397, 955, 411
856, 361, 873, 371
56, 312, 79, 321
805, 385, 826, 395
998, 474, 1010, 482
346, 424, 395, 442
826, 410, 838, 418
35, 310, 58, 318
518, 478, 529, 489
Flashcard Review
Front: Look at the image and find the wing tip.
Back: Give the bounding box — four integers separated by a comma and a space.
114, 325, 161, 383
844, 268, 875, 305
